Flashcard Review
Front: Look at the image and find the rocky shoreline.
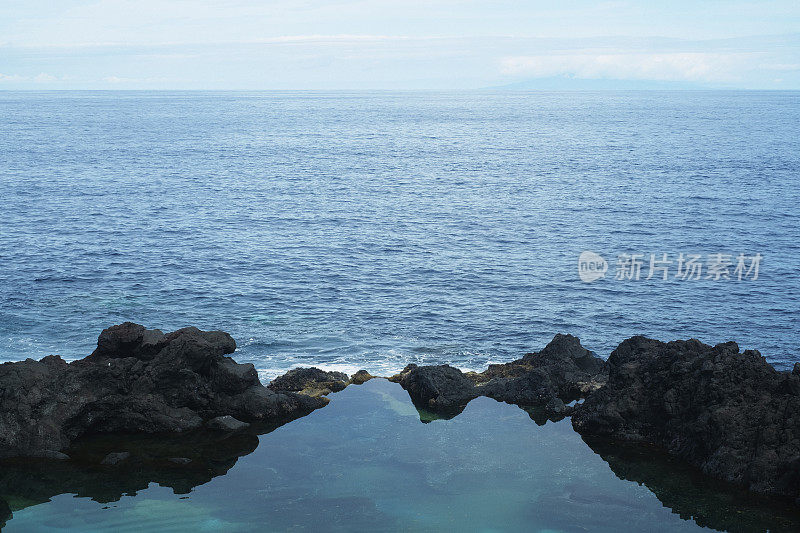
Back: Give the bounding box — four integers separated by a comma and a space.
388, 333, 607, 420
573, 336, 800, 502
1, 322, 798, 510
0, 323, 329, 461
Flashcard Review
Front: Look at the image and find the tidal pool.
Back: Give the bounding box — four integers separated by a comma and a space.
1, 378, 798, 532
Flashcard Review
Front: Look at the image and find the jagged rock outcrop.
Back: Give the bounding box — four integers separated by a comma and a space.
389, 334, 608, 419
268, 367, 350, 397
389, 364, 479, 418
0, 322, 326, 459
472, 333, 607, 404
572, 336, 800, 502
350, 370, 375, 385
268, 367, 376, 395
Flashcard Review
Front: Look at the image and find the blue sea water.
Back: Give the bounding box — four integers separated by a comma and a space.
1, 90, 799, 379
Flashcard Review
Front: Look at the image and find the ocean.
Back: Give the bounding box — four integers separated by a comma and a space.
1, 90, 799, 379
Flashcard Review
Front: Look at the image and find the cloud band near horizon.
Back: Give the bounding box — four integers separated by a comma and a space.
1, 1, 799, 90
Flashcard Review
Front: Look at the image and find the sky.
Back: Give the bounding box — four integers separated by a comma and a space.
1, 1, 799, 90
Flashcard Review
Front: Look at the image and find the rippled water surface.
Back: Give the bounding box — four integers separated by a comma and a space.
1, 91, 798, 377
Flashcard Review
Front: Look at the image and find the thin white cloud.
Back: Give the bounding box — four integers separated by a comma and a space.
33, 72, 57, 82
0, 72, 61, 82
0, 73, 26, 82
0, 34, 424, 50
1, 33, 797, 89
102, 75, 170, 84
762, 62, 800, 71
499, 52, 754, 82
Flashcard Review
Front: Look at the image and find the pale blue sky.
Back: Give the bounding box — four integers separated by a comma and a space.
1, 1, 799, 89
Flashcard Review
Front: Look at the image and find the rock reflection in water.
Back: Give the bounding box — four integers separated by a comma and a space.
582, 437, 800, 533
1, 379, 799, 532
0, 426, 276, 529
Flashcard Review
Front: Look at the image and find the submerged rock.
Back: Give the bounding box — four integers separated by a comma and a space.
572, 336, 800, 502
0, 323, 327, 459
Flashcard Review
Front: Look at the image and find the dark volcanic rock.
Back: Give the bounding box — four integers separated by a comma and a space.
388, 335, 607, 420
0, 498, 9, 530
0, 323, 327, 459
572, 336, 800, 501
350, 370, 375, 385
545, 397, 568, 415
30, 450, 70, 461
389, 364, 479, 418
100, 451, 130, 466
207, 415, 250, 432
6, 322, 799, 512
473, 333, 607, 405
268, 367, 350, 397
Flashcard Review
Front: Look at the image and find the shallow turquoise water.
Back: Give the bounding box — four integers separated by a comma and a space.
1, 91, 799, 378
3, 379, 798, 532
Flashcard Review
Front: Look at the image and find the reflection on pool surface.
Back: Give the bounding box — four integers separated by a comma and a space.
2, 378, 799, 532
